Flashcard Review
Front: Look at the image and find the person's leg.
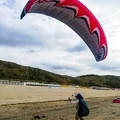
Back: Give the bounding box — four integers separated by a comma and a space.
75, 112, 79, 120
79, 117, 84, 120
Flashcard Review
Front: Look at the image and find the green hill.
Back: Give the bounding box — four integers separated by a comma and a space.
0, 60, 120, 88
76, 75, 120, 88
0, 60, 75, 84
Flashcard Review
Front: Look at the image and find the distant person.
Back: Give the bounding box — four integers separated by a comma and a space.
68, 93, 89, 120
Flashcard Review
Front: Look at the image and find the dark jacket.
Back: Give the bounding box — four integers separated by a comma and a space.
78, 99, 89, 117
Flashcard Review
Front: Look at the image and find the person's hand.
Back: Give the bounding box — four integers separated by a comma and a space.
68, 97, 71, 101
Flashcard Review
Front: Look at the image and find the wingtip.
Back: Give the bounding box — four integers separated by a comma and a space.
20, 7, 27, 19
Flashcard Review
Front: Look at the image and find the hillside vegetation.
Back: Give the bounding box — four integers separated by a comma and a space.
0, 60, 120, 88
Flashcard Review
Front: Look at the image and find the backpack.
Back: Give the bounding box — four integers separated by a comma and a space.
78, 99, 90, 117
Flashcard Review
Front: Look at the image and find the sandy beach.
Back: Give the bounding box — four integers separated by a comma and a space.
0, 85, 120, 120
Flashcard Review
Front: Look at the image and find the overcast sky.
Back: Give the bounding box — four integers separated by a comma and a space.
0, 0, 120, 77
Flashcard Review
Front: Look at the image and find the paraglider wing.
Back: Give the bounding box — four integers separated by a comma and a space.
21, 0, 108, 61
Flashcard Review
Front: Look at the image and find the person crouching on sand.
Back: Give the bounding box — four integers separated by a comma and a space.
68, 93, 89, 120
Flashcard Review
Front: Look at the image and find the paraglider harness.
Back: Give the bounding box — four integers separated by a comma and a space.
77, 99, 89, 117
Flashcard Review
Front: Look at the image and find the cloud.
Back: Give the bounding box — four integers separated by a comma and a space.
0, 0, 120, 77
0, 23, 44, 47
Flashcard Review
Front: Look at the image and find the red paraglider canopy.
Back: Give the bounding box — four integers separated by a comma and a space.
21, 0, 108, 61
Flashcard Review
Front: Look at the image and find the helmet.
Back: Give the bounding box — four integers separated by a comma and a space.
75, 93, 83, 99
